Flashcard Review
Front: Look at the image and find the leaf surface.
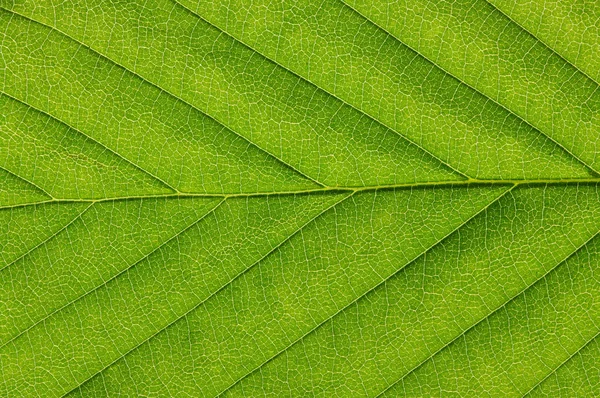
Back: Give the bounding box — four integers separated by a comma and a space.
0, 1, 599, 397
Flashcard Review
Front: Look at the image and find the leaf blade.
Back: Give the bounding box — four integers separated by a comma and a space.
1, 1, 599, 397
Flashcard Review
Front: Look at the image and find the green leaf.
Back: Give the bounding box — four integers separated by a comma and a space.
0, 0, 599, 397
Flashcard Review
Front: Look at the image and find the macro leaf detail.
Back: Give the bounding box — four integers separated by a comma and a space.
1, 0, 599, 397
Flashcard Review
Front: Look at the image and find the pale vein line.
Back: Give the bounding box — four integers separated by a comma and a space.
482, 0, 600, 87
339, 0, 600, 176
0, 200, 57, 211
213, 184, 516, 397
0, 164, 54, 199
59, 191, 354, 398
170, 0, 471, 181
0, 91, 179, 194
1, 7, 599, 395
373, 227, 600, 398
0, 197, 225, 351
0, 202, 94, 273
0, 7, 326, 189
1, 178, 600, 211
521, 330, 600, 397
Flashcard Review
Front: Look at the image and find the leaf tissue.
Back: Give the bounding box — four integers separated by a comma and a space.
1, 0, 599, 396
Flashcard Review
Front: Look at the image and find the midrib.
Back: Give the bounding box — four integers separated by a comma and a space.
2, 177, 600, 211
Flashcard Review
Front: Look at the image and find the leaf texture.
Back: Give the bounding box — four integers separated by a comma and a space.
0, 0, 599, 397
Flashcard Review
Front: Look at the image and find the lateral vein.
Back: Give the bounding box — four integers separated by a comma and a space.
481, 0, 600, 88
0, 202, 95, 273
521, 330, 600, 397
373, 227, 600, 398
0, 7, 326, 189
0, 91, 179, 194
339, 0, 600, 176
0, 163, 54, 200
58, 191, 354, 398
0, 198, 226, 351
213, 184, 516, 397
170, 0, 472, 181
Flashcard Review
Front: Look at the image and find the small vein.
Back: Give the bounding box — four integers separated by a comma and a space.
373, 227, 600, 398
0, 7, 326, 189
59, 191, 354, 398
213, 184, 516, 397
170, 0, 471, 181
0, 163, 54, 200
0, 202, 94, 273
0, 198, 225, 350
521, 330, 600, 397
339, 0, 600, 177
0, 91, 179, 194
482, 0, 600, 87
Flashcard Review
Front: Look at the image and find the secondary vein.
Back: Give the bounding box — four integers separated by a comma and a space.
0, 198, 226, 351
213, 183, 516, 397
170, 0, 472, 181
0, 202, 94, 273
0, 91, 179, 194
373, 227, 600, 398
0, 7, 326, 189
58, 191, 354, 397
339, 0, 600, 176
0, 163, 54, 200
521, 330, 600, 397
481, 0, 600, 88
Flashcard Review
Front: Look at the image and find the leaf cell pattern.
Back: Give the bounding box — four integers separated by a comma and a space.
0, 0, 599, 397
